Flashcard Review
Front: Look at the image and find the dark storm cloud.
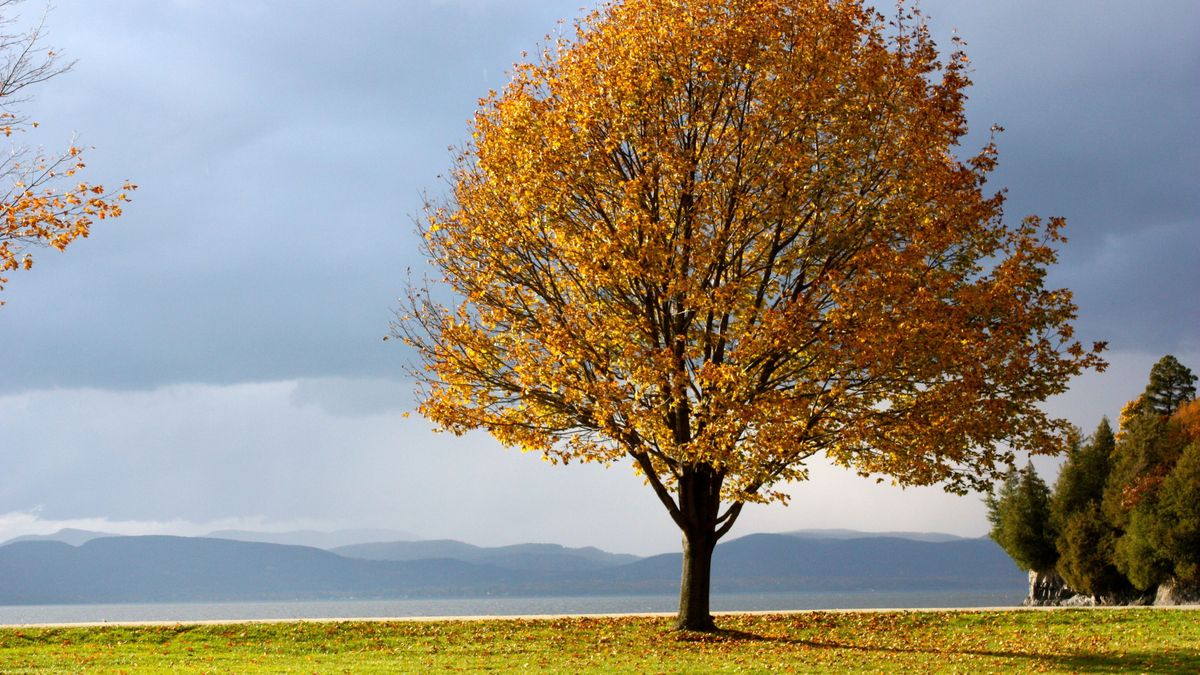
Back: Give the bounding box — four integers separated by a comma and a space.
911, 0, 1199, 352
915, 0, 1199, 235
0, 0, 1194, 395
0, 0, 584, 393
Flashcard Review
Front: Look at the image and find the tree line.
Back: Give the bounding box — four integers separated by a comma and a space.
987, 355, 1199, 604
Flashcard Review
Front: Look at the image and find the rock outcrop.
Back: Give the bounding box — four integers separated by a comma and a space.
1023, 569, 1073, 606
1022, 568, 1192, 607
1154, 578, 1200, 606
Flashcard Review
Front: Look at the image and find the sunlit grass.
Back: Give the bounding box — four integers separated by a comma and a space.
0, 607, 1196, 673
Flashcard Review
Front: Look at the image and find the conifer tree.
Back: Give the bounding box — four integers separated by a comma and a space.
987, 462, 1057, 573
1155, 428, 1200, 587
1105, 360, 1196, 591
1129, 399, 1200, 591
1051, 419, 1127, 597
1104, 409, 1179, 527
989, 357, 1200, 600
985, 466, 1018, 541
1115, 506, 1170, 591
1057, 503, 1126, 597
1051, 419, 1113, 525
1143, 355, 1197, 416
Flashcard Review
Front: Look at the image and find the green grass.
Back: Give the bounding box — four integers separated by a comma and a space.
1, 608, 1196, 673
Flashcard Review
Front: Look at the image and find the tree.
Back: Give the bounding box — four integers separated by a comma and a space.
1155, 418, 1200, 587
986, 462, 1057, 574
1115, 506, 1171, 592
1056, 503, 1126, 599
398, 0, 1104, 630
1142, 355, 1197, 416
986, 462, 1069, 605
0, 0, 133, 304
1104, 359, 1197, 527
1050, 419, 1128, 598
1103, 411, 1176, 591
1111, 397, 1200, 592
1104, 360, 1197, 592
1051, 420, 1113, 525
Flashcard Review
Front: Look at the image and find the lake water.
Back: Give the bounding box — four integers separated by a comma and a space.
0, 590, 1024, 625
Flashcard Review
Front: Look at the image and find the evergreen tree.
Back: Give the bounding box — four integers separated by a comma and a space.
1105, 370, 1195, 591
1157, 437, 1200, 586
1056, 503, 1126, 597
1103, 410, 1179, 528
1051, 419, 1126, 597
988, 462, 1057, 573
986, 466, 1018, 538
1043, 357, 1199, 599
1051, 419, 1113, 527
1114, 506, 1170, 591
1143, 355, 1197, 416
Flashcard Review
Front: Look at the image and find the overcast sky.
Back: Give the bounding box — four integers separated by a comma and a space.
0, 1, 1196, 555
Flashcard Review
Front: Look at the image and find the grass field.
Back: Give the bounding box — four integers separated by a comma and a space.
1, 607, 1196, 673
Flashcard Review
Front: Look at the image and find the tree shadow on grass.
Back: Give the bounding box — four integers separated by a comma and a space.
672, 628, 773, 643
671, 629, 1198, 673
795, 638, 1199, 673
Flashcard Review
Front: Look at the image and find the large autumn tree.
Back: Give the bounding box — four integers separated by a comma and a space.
398, 0, 1105, 630
0, 1, 133, 303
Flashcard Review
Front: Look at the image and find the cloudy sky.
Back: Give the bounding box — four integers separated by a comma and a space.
0, 0, 1195, 555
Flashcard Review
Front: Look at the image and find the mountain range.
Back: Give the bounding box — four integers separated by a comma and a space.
0, 530, 1025, 605
3, 527, 420, 550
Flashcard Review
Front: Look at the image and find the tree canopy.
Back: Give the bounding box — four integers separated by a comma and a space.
987, 462, 1056, 574
1050, 420, 1126, 598
398, 0, 1105, 629
1143, 355, 1197, 416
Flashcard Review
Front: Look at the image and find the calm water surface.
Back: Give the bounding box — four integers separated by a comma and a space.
0, 590, 1023, 625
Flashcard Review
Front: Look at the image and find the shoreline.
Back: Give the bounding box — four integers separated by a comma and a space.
4, 604, 1196, 629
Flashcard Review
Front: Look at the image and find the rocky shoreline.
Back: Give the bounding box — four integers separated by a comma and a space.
1023, 570, 1200, 607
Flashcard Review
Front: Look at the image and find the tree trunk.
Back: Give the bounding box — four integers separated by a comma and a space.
631, 451, 737, 632
673, 463, 728, 631
676, 528, 717, 631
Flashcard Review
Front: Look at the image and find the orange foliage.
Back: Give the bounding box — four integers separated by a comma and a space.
0, 149, 135, 301
0, 5, 134, 303
1116, 396, 1145, 440
398, 0, 1106, 514
1171, 398, 1200, 442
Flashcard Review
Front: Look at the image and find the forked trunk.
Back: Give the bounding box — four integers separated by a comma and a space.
632, 454, 739, 632
676, 528, 717, 631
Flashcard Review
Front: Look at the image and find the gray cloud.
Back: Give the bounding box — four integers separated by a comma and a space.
909, 0, 1199, 356
289, 376, 413, 418
0, 380, 682, 553
0, 0, 584, 393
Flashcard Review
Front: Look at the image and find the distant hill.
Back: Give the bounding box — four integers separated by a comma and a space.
0, 536, 519, 604
785, 528, 969, 543
205, 529, 421, 549
333, 540, 640, 571
600, 534, 1025, 594
0, 532, 1024, 605
1, 527, 423, 550
2, 529, 115, 547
